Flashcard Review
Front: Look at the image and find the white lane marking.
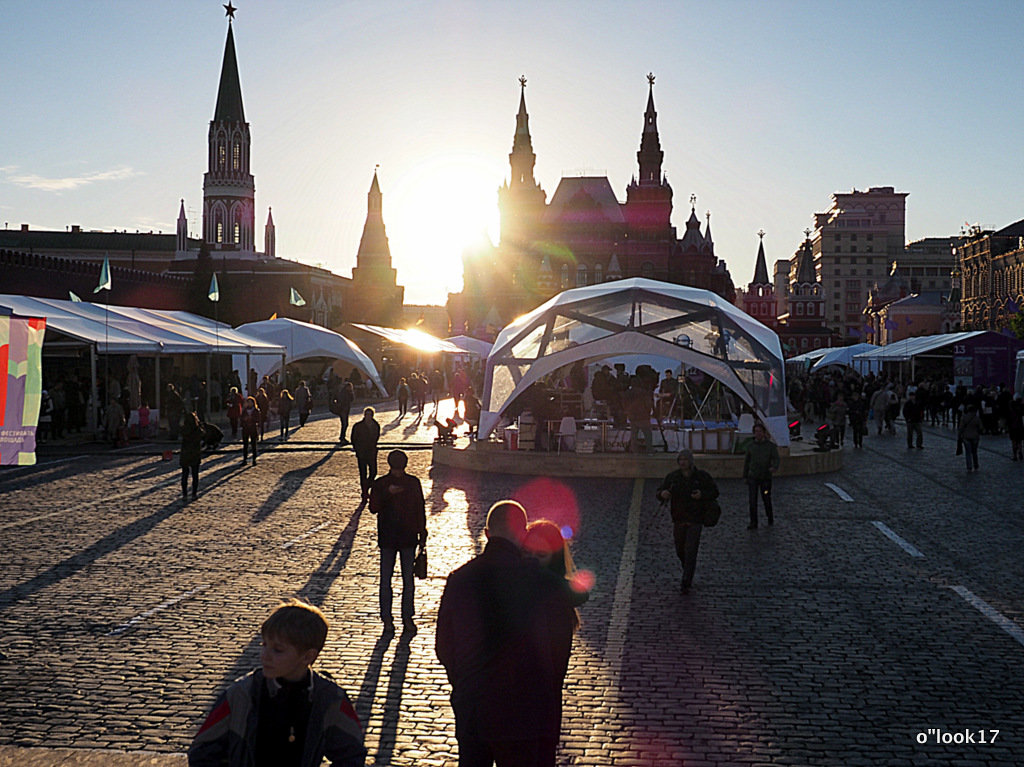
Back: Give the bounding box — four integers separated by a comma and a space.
871, 521, 925, 558
106, 584, 210, 636
825, 482, 854, 502
950, 586, 1024, 649
281, 521, 332, 550
605, 478, 644, 679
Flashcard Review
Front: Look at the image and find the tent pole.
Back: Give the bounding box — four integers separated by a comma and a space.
89, 343, 99, 433
206, 354, 212, 418
246, 353, 251, 395
155, 353, 161, 429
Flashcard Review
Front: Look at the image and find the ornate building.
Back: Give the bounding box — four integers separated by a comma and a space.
736, 231, 778, 331
449, 75, 735, 337
776, 233, 833, 356
956, 219, 1024, 331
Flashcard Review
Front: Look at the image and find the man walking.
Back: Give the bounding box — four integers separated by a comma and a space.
350, 407, 381, 505
657, 449, 719, 593
436, 500, 574, 766
903, 390, 924, 449
368, 450, 426, 635
743, 422, 780, 529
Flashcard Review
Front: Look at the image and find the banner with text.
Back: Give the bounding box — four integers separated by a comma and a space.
0, 316, 46, 465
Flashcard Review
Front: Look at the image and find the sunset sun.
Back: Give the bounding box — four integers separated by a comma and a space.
386, 153, 504, 305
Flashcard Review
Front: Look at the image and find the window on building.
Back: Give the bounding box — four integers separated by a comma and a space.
801, 338, 808, 348
595, 264, 603, 283
576, 265, 588, 287
232, 144, 241, 171
836, 268, 842, 275
218, 145, 226, 170
851, 233, 858, 241
216, 222, 223, 243
796, 303, 804, 316
867, 234, 874, 241
850, 246, 857, 253
561, 264, 570, 288
641, 261, 654, 278
813, 338, 822, 348
866, 246, 873, 253
750, 303, 758, 315
761, 302, 768, 315
234, 222, 240, 244
836, 245, 842, 253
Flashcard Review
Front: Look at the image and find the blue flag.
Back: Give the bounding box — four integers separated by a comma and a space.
208, 273, 220, 302
289, 288, 306, 307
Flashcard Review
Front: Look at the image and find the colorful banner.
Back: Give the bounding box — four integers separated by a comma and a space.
0, 316, 46, 465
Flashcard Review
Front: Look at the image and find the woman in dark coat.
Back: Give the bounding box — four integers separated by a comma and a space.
180, 411, 203, 502
278, 388, 294, 441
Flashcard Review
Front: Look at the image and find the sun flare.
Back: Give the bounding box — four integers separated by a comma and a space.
386, 153, 504, 305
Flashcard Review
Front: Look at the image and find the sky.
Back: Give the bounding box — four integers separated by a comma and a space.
3, 0, 1024, 307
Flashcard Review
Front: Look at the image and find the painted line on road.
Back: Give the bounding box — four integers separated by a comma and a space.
950, 586, 1024, 649
605, 478, 644, 681
106, 584, 211, 636
281, 521, 332, 550
871, 521, 925, 558
824, 482, 854, 502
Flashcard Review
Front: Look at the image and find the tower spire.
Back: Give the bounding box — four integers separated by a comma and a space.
751, 229, 770, 286
637, 73, 664, 184
509, 75, 537, 188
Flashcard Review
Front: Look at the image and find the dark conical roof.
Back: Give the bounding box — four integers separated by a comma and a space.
795, 238, 817, 284
752, 234, 770, 285
214, 24, 245, 123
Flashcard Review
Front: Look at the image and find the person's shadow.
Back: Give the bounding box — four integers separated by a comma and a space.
355, 634, 392, 725
372, 634, 412, 766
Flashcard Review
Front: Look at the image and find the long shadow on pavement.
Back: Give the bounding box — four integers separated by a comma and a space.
250, 447, 339, 523
355, 633, 393, 724
372, 634, 412, 767
0, 498, 184, 610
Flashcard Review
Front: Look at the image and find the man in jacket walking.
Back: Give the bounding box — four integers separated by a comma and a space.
369, 450, 427, 634
350, 407, 381, 505
743, 422, 780, 529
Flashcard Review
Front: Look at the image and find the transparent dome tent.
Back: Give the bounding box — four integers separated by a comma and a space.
479, 278, 789, 445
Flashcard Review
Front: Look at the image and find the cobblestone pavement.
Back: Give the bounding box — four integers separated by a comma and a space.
1, 403, 1022, 766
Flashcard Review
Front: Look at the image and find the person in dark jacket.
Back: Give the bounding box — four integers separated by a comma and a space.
240, 396, 260, 466
368, 450, 426, 634
903, 391, 925, 449
435, 500, 575, 766
187, 599, 365, 767
294, 380, 312, 427
350, 407, 381, 504
743, 422, 780, 529
165, 383, 184, 441
180, 411, 203, 502
846, 389, 868, 448
333, 382, 355, 444
657, 449, 719, 593
278, 388, 294, 441
225, 386, 243, 438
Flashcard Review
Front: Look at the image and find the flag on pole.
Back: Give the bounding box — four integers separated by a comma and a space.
1008, 298, 1019, 313
269, 312, 278, 320
905, 316, 913, 326
208, 273, 220, 302
69, 291, 82, 303
94, 254, 111, 293
884, 318, 897, 330
849, 327, 861, 338
289, 288, 306, 307
863, 324, 873, 336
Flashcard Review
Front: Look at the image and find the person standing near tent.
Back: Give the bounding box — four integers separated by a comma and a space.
294, 380, 312, 427
240, 396, 260, 466
278, 388, 295, 441
743, 423, 779, 529
396, 377, 411, 417
351, 407, 381, 505
165, 383, 184, 441
180, 410, 203, 502
225, 386, 243, 438
333, 381, 355, 444
255, 386, 269, 443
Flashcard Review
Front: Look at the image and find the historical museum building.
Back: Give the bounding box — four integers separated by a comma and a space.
449, 76, 736, 336
0, 12, 403, 329
956, 219, 1024, 331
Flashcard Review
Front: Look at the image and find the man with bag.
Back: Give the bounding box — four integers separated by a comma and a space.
369, 450, 427, 635
657, 449, 719, 594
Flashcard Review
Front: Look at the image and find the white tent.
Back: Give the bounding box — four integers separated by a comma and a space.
810, 343, 880, 373
234, 318, 387, 396
479, 278, 789, 445
444, 335, 493, 358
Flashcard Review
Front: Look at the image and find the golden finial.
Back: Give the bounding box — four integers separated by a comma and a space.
647, 72, 655, 86
758, 229, 766, 240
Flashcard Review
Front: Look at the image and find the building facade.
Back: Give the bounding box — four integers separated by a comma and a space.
956, 219, 1024, 331
449, 75, 735, 337
736, 231, 778, 331
776, 235, 833, 356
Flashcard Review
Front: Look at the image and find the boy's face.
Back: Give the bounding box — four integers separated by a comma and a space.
260, 633, 317, 682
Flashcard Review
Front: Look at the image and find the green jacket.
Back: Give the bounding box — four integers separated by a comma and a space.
743, 439, 780, 481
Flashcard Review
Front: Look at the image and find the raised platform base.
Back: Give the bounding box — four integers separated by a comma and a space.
432, 439, 842, 478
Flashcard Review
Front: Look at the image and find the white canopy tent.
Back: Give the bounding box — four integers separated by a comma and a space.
851, 331, 985, 366
810, 343, 880, 373
444, 335, 493, 358
351, 323, 465, 354
234, 318, 387, 396
0, 294, 286, 428
786, 348, 830, 370
479, 278, 790, 445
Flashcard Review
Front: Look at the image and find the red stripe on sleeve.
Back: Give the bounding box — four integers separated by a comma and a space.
197, 699, 231, 734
